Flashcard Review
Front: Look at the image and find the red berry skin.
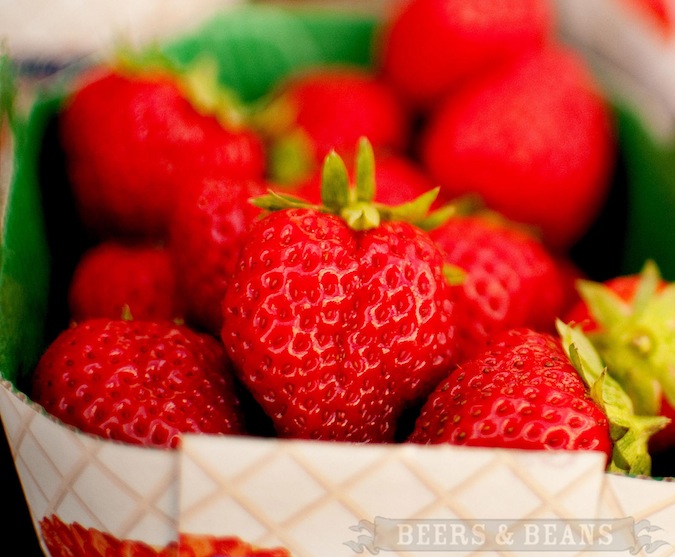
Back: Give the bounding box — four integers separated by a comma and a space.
169, 177, 267, 334
221, 208, 459, 442
68, 241, 181, 322
420, 45, 616, 251
270, 67, 410, 166
409, 328, 612, 460
429, 216, 569, 361
59, 68, 266, 240
31, 319, 245, 448
379, 0, 554, 110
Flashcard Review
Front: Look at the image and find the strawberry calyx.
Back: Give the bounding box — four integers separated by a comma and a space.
575, 260, 675, 417
557, 320, 669, 476
252, 137, 477, 232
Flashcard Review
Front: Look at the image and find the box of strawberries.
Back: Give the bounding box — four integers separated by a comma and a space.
2, 1, 675, 556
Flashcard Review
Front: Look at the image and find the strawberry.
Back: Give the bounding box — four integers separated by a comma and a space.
59, 56, 266, 239
419, 45, 616, 251
220, 139, 460, 442
563, 260, 675, 453
378, 0, 554, 110
409, 325, 668, 475
428, 214, 572, 361
254, 66, 410, 186
68, 241, 181, 322
31, 318, 245, 448
169, 176, 267, 334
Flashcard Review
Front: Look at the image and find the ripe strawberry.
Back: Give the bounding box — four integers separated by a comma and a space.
31, 318, 245, 448
378, 0, 554, 109
59, 57, 266, 239
428, 214, 572, 361
255, 66, 410, 186
419, 45, 616, 251
220, 140, 460, 442
169, 176, 267, 334
68, 241, 181, 322
409, 325, 667, 475
563, 261, 675, 453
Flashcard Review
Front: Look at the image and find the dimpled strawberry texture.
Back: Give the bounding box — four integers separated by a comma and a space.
429, 215, 571, 361
31, 319, 245, 448
221, 208, 459, 442
410, 328, 612, 458
59, 68, 265, 240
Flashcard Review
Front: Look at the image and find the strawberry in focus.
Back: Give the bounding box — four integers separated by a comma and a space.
68, 241, 181, 322
59, 57, 266, 240
378, 0, 554, 110
31, 319, 245, 448
221, 139, 460, 442
419, 45, 616, 251
409, 325, 668, 475
428, 214, 573, 361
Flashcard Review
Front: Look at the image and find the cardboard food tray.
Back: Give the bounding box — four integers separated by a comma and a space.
2, 4, 675, 556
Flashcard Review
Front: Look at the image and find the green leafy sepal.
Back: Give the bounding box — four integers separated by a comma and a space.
557, 320, 669, 476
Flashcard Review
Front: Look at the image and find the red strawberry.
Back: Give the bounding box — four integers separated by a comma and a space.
428, 214, 572, 360
419, 45, 616, 251
220, 140, 460, 442
378, 0, 554, 109
563, 261, 675, 453
59, 59, 266, 239
31, 318, 245, 448
68, 241, 181, 322
169, 176, 267, 334
409, 325, 667, 475
256, 66, 410, 186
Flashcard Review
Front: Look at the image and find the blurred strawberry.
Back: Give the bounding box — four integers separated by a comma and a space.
419, 45, 616, 251
254, 66, 410, 186
68, 241, 181, 322
169, 176, 267, 334
59, 55, 266, 240
378, 0, 554, 110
